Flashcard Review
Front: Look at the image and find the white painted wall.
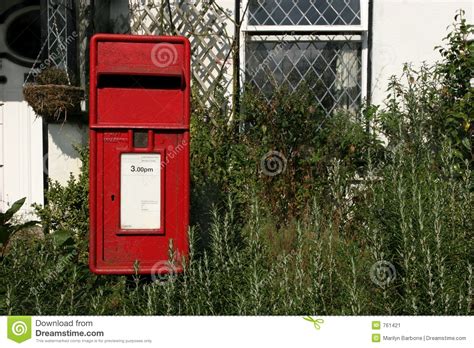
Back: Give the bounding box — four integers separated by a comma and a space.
48, 123, 88, 186
0, 59, 43, 216
371, 0, 474, 105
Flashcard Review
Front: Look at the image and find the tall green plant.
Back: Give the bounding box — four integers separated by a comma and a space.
0, 198, 38, 259
435, 10, 473, 163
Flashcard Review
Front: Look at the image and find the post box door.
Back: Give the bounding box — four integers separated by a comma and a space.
97, 130, 188, 269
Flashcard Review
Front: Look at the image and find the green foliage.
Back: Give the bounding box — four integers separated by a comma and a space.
190, 86, 251, 240
0, 198, 38, 259
435, 9, 472, 163
380, 11, 472, 168
239, 85, 323, 220
239, 84, 382, 221
1, 161, 471, 315
354, 141, 473, 314
191, 84, 382, 225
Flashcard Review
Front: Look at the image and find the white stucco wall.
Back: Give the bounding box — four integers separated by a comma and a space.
47, 123, 88, 186
0, 60, 44, 216
371, 0, 474, 106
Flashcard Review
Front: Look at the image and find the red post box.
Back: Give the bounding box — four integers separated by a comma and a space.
89, 34, 190, 275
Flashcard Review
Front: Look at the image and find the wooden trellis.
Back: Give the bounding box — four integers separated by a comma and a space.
129, 0, 235, 109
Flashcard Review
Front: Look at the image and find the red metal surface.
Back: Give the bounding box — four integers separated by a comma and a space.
89, 34, 190, 274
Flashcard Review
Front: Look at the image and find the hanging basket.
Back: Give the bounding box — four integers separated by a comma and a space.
23, 84, 84, 123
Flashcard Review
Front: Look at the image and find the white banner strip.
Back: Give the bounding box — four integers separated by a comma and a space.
0, 316, 472, 347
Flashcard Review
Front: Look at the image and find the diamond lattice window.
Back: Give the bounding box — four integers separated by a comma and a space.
248, 0, 361, 26
244, 0, 367, 115
246, 35, 362, 115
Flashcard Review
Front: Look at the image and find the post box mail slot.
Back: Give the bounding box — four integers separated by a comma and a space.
89, 34, 190, 275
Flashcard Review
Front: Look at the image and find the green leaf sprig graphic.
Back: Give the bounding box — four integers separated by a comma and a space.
303, 316, 324, 330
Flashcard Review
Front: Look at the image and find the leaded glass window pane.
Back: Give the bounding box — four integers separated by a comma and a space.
245, 35, 362, 114
248, 0, 361, 26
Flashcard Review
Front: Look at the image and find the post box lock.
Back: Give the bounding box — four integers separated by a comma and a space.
89, 34, 190, 275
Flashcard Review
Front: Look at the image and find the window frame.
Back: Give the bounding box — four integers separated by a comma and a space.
239, 0, 369, 106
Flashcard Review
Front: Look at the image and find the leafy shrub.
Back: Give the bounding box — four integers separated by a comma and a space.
192, 83, 382, 225
380, 10, 473, 167
0, 198, 38, 259
435, 10, 473, 163
33, 146, 89, 239
238, 84, 324, 221
190, 87, 252, 242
